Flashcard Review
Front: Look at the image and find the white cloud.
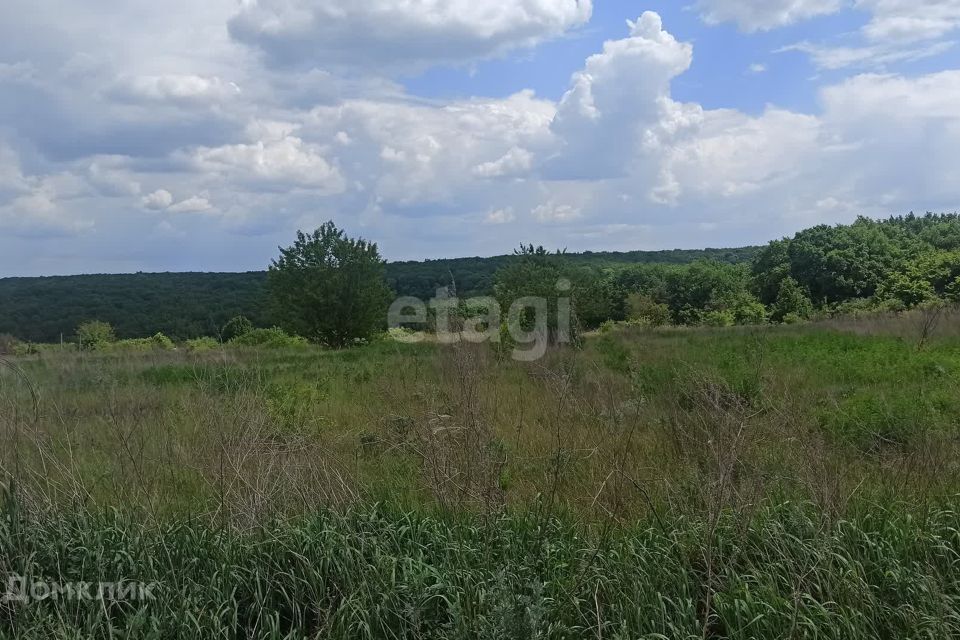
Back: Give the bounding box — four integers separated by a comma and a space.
113, 74, 241, 103
545, 12, 699, 182
782, 0, 960, 69
228, 0, 592, 71
303, 90, 555, 206
748, 63, 768, 74
168, 195, 214, 213
0, 145, 93, 236
664, 108, 822, 199
484, 207, 516, 224
473, 147, 533, 178
532, 201, 582, 223
857, 0, 960, 43
191, 137, 345, 193
696, 0, 842, 31
783, 38, 954, 70
141, 189, 174, 210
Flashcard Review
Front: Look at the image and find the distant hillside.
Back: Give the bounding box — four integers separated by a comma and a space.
0, 246, 759, 342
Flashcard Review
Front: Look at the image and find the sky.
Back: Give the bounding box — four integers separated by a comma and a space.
1, 0, 959, 276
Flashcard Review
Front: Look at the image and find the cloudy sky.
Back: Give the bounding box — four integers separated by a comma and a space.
1, 0, 959, 275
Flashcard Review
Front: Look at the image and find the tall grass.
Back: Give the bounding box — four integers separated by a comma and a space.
2, 322, 960, 636
2, 496, 958, 639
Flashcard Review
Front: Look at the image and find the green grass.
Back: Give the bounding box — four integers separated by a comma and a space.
2, 498, 958, 639
2, 322, 960, 637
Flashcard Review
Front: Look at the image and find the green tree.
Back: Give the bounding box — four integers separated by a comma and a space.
493, 245, 572, 343
221, 315, 254, 342
771, 277, 814, 323
76, 320, 116, 350
268, 222, 392, 348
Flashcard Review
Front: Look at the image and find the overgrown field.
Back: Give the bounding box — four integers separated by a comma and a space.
2, 318, 960, 637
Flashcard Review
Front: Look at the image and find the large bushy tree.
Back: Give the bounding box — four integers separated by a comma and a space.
268, 222, 392, 348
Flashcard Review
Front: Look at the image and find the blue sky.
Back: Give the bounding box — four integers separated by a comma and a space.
1, 0, 959, 275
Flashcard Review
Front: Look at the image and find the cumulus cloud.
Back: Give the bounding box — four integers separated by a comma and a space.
0, 145, 93, 236
228, 0, 592, 71
141, 189, 174, 210
696, 0, 842, 31
473, 147, 533, 179
545, 12, 698, 182
112, 74, 241, 104
191, 137, 345, 193
302, 90, 555, 207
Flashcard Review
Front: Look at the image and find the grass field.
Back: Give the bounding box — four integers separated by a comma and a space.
2, 316, 960, 637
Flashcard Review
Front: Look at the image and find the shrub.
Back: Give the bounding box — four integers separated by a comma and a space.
185, 337, 220, 352
109, 333, 176, 352
221, 315, 254, 342
700, 309, 736, 328
625, 294, 670, 327
229, 327, 308, 349
76, 320, 116, 350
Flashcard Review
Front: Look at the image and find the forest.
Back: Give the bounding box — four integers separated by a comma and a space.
0, 246, 759, 343
1, 213, 958, 346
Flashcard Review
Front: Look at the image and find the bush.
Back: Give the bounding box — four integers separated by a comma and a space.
185, 337, 220, 352
700, 309, 736, 328
109, 333, 176, 352
229, 327, 308, 349
625, 294, 670, 327
76, 320, 116, 350
221, 315, 254, 342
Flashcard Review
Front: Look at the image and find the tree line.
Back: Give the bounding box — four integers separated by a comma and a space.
1, 213, 958, 350
0, 241, 756, 344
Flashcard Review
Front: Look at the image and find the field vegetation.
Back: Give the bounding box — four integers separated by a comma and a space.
3, 309, 960, 637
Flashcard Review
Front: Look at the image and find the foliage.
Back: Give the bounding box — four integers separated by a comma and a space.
0, 248, 758, 343
75, 320, 116, 350
753, 213, 960, 310
109, 333, 176, 352
221, 315, 254, 342
268, 222, 392, 348
185, 336, 220, 352
771, 276, 814, 322
228, 327, 308, 349
625, 294, 671, 327
492, 245, 625, 344
0, 271, 271, 343
612, 261, 767, 326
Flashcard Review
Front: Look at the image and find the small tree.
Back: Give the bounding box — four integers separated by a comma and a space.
76, 321, 116, 350
268, 222, 392, 348
221, 315, 254, 342
771, 277, 813, 323
626, 294, 670, 327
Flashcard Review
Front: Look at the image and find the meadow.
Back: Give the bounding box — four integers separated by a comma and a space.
2, 313, 960, 638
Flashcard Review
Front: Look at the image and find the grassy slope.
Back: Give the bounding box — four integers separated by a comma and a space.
1, 320, 959, 637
